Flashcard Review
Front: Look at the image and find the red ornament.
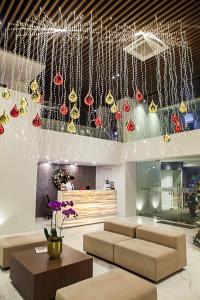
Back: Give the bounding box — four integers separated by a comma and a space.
10, 104, 19, 118
84, 92, 94, 106
171, 113, 180, 124
59, 103, 68, 116
126, 119, 135, 132
95, 117, 102, 127
115, 111, 122, 121
0, 124, 4, 135
135, 89, 143, 102
123, 101, 130, 112
54, 73, 64, 86
174, 123, 183, 133
32, 113, 42, 127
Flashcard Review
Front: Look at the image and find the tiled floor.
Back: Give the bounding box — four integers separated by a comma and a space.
0, 216, 200, 300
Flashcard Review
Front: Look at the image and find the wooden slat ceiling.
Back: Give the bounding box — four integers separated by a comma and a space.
0, 0, 200, 108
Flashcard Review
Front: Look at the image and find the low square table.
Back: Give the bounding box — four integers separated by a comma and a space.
10, 244, 93, 300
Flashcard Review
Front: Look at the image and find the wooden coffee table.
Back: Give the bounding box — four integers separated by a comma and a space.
10, 244, 93, 300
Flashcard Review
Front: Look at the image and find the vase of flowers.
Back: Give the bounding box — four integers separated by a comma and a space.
44, 200, 78, 259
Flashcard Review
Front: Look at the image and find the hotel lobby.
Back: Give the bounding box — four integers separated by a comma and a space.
1, 0, 200, 299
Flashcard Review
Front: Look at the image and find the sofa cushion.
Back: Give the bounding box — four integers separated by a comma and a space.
83, 231, 131, 262
114, 238, 178, 281
56, 269, 157, 300
104, 219, 139, 238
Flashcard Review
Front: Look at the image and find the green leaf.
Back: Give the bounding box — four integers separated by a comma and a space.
51, 228, 57, 237
44, 228, 50, 240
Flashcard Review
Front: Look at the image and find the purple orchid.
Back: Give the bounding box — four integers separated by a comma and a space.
48, 201, 62, 211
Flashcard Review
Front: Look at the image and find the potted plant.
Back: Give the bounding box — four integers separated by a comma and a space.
44, 200, 78, 259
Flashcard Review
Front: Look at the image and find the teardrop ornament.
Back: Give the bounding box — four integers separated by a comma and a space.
110, 102, 118, 114
70, 104, 80, 120
105, 91, 114, 105
115, 111, 122, 121
95, 117, 102, 128
19, 106, 28, 116
59, 104, 68, 116
67, 119, 76, 133
20, 97, 28, 107
148, 100, 158, 113
30, 79, 39, 91
0, 110, 9, 125
10, 105, 20, 118
171, 113, 179, 124
54, 73, 64, 86
0, 124, 4, 135
135, 89, 143, 102
175, 123, 183, 133
31, 91, 41, 103
32, 113, 42, 127
84, 92, 94, 106
179, 101, 187, 114
163, 133, 171, 143
123, 101, 130, 112
68, 89, 77, 103
126, 119, 135, 132
2, 88, 10, 100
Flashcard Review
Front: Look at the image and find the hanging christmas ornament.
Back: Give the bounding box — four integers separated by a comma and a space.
19, 106, 28, 116
31, 90, 41, 103
163, 133, 171, 143
179, 101, 187, 114
2, 88, 10, 100
30, 79, 39, 91
59, 103, 68, 116
54, 73, 64, 86
135, 89, 143, 102
20, 97, 28, 107
0, 110, 9, 125
10, 105, 19, 118
123, 101, 130, 112
70, 104, 80, 119
126, 119, 135, 132
67, 119, 76, 133
110, 102, 118, 114
175, 123, 183, 133
0, 124, 4, 135
68, 89, 77, 103
171, 113, 179, 124
84, 92, 94, 106
95, 117, 102, 128
105, 91, 114, 105
115, 111, 122, 121
32, 113, 42, 127
148, 100, 158, 113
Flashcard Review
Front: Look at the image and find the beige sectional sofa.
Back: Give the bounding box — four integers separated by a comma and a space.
83, 220, 187, 282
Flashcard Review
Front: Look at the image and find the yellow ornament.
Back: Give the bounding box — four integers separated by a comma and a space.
67, 119, 76, 133
179, 101, 187, 113
20, 97, 28, 107
30, 79, 39, 91
31, 91, 41, 103
110, 102, 118, 113
0, 110, 9, 125
19, 106, 28, 116
163, 133, 171, 143
2, 88, 10, 100
148, 100, 158, 113
70, 104, 80, 120
105, 91, 114, 105
68, 89, 77, 103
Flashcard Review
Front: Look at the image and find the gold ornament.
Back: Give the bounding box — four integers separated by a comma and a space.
179, 101, 187, 113
105, 91, 114, 105
2, 88, 10, 100
110, 102, 118, 113
30, 79, 39, 91
19, 106, 28, 116
67, 119, 76, 133
163, 133, 171, 143
70, 104, 80, 120
31, 91, 41, 103
148, 100, 158, 113
0, 110, 9, 125
20, 97, 28, 107
68, 89, 77, 103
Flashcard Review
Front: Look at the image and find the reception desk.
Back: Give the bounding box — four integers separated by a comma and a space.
58, 190, 117, 228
